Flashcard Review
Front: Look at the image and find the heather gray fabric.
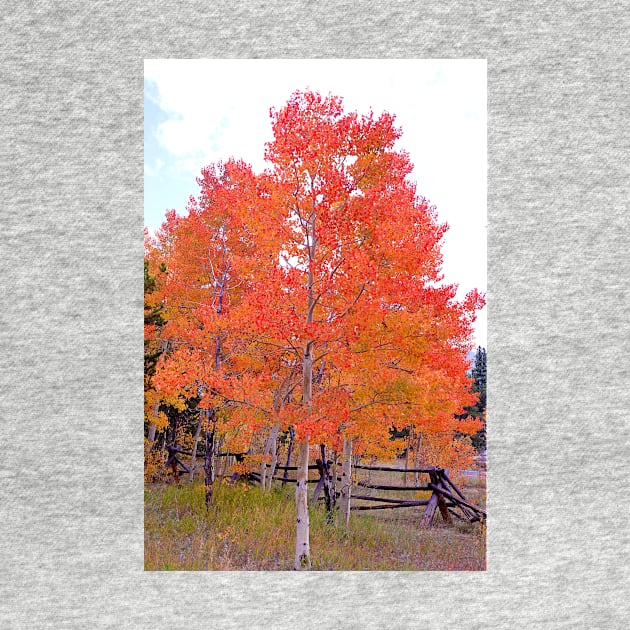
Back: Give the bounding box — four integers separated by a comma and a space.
1, 2, 629, 628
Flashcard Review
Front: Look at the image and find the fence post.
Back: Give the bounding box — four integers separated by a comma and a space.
436, 469, 451, 524
420, 469, 439, 527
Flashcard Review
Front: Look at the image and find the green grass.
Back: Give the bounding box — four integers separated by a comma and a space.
144, 478, 485, 571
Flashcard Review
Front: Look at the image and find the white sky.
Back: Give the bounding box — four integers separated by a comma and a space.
144, 59, 486, 348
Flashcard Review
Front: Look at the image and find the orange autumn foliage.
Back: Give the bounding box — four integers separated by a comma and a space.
417, 433, 478, 472
146, 90, 485, 468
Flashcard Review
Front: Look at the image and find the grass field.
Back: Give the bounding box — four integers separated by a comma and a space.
144, 469, 485, 571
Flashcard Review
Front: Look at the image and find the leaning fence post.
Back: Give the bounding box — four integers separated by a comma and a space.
312, 458, 326, 503
436, 469, 451, 524
420, 468, 439, 527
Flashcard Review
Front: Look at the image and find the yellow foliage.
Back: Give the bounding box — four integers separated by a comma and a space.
231, 461, 250, 477
144, 439, 166, 483
419, 434, 476, 472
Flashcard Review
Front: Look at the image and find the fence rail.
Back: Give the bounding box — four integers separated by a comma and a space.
161, 443, 485, 527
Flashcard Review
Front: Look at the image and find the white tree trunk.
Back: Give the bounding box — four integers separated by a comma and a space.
188, 415, 205, 482
294, 213, 316, 569
331, 450, 339, 504
404, 429, 413, 486
260, 440, 269, 489
266, 424, 280, 491
294, 440, 311, 570
260, 424, 279, 491
147, 401, 160, 443
204, 426, 217, 509
294, 336, 314, 569
339, 438, 353, 528
413, 433, 422, 485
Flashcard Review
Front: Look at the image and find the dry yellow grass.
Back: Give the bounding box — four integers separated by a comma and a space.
144, 473, 485, 571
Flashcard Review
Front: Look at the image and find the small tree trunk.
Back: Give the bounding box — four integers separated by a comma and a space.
320, 445, 334, 521
260, 424, 278, 491
413, 432, 422, 485
147, 400, 160, 443
147, 340, 168, 443
188, 414, 205, 482
294, 440, 311, 570
282, 427, 295, 485
204, 422, 216, 509
259, 446, 268, 489
168, 413, 180, 449
216, 439, 226, 477
338, 438, 353, 528
404, 431, 412, 486
331, 450, 338, 504
266, 424, 280, 491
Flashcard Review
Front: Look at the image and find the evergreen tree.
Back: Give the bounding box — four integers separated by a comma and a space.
470, 346, 486, 416
466, 346, 486, 450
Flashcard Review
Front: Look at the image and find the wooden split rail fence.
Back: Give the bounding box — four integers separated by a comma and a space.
163, 444, 485, 527
251, 459, 485, 527
164, 445, 247, 482
349, 464, 486, 526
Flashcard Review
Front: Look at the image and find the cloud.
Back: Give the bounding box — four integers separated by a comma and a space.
144, 60, 487, 344
143, 157, 165, 178
145, 60, 485, 178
